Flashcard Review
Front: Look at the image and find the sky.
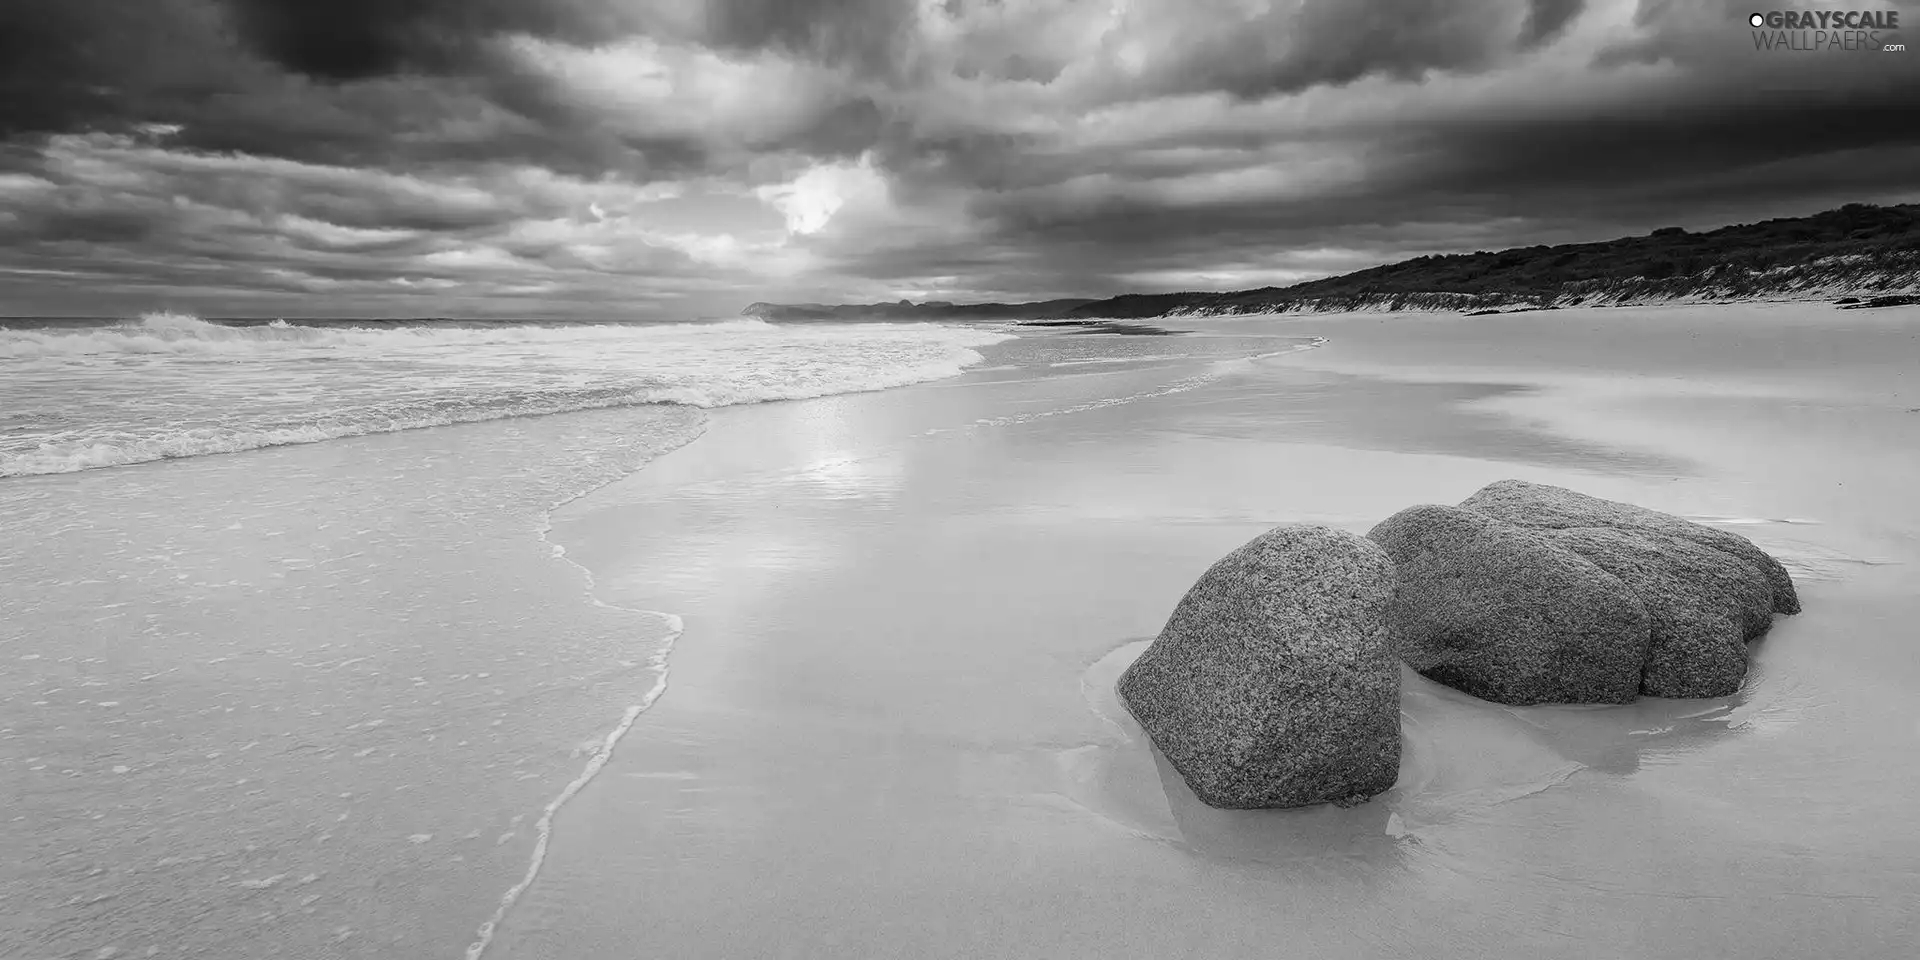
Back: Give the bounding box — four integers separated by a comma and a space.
1, 0, 1917, 319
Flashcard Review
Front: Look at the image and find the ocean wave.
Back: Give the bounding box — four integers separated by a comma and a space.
0, 312, 801, 358
1, 312, 1013, 476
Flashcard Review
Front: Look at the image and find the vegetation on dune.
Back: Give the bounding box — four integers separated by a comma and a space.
1067, 203, 1920, 317
743, 203, 1920, 322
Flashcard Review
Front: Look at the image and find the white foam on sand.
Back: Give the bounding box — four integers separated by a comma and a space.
460, 625, 679, 960
461, 450, 702, 960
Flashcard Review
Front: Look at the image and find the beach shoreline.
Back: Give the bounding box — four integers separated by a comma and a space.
4, 303, 1913, 958
484, 302, 1918, 958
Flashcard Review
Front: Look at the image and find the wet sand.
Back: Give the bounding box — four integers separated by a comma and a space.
0, 406, 703, 960
492, 303, 1919, 958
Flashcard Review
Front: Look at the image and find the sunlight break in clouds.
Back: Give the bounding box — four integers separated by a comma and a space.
755, 155, 891, 236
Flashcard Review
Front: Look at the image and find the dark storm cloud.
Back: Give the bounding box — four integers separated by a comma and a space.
0, 0, 523, 166
702, 0, 1590, 99
977, 82, 1920, 251
0, 0, 1593, 177
1519, 0, 1587, 46
703, 0, 920, 70
1209, 0, 1555, 98
221, 0, 919, 83
830, 0, 1920, 298
218, 0, 595, 80
0, 0, 233, 138
6, 0, 1920, 318
1366, 0, 1920, 225
1410, 97, 1920, 216
781, 98, 891, 162
0, 0, 825, 178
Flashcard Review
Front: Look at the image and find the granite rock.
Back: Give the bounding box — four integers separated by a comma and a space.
1461, 479, 1799, 615
1117, 524, 1400, 809
1541, 526, 1775, 698
1368, 504, 1650, 705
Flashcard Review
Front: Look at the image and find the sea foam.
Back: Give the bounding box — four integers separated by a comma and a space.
0, 312, 793, 357
0, 313, 1014, 476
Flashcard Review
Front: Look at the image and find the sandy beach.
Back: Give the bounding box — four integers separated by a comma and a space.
4, 303, 1914, 958
483, 303, 1919, 958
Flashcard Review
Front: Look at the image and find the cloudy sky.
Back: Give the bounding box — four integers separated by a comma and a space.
2, 0, 1917, 319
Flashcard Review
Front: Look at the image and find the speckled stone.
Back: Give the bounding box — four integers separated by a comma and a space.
1368, 504, 1649, 706
1116, 524, 1400, 809
1461, 479, 1800, 616
1538, 526, 1776, 698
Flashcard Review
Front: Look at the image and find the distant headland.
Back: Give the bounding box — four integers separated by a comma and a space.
744, 203, 1920, 322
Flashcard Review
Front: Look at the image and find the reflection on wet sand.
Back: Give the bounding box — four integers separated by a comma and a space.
1066, 629, 1818, 865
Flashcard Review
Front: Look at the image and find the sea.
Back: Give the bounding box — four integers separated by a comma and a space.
0, 313, 1015, 477
0, 312, 1017, 959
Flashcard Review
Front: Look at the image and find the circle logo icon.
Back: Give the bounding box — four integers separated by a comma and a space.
1749, 12, 1765, 27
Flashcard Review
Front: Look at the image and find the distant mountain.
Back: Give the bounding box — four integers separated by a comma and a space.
744, 203, 1920, 321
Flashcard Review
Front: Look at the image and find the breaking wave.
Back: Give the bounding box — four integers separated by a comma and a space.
1, 312, 817, 358
1, 312, 1014, 476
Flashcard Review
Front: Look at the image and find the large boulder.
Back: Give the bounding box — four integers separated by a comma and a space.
1451, 480, 1796, 698
1460, 479, 1799, 615
1117, 524, 1400, 809
1542, 526, 1776, 698
1367, 504, 1650, 705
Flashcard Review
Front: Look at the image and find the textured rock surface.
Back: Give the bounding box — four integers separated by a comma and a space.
1543, 527, 1775, 698
1461, 479, 1800, 615
1368, 504, 1650, 705
1117, 524, 1400, 809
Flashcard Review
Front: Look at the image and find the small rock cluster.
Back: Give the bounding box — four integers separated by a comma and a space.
1117, 480, 1799, 809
